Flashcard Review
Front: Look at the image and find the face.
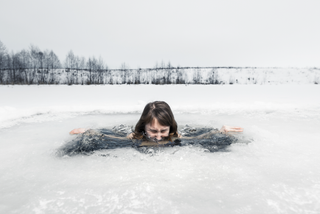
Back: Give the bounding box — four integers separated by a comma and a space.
145, 119, 170, 140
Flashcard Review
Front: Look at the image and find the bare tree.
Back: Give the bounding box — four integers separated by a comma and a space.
74, 56, 81, 84
97, 56, 105, 84
208, 69, 217, 84
17, 49, 32, 84
88, 56, 98, 84
165, 61, 173, 84
78, 56, 86, 85
65, 50, 76, 84
29, 45, 42, 84
120, 62, 128, 84
86, 56, 102, 84
135, 66, 141, 84
37, 51, 47, 84
64, 50, 76, 69
79, 56, 86, 69
0, 40, 8, 83
47, 50, 61, 84
8, 51, 24, 84
0, 40, 7, 69
87, 57, 93, 84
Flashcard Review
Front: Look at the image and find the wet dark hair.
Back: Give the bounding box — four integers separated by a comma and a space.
133, 101, 178, 141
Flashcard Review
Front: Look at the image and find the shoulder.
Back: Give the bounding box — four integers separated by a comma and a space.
127, 132, 144, 140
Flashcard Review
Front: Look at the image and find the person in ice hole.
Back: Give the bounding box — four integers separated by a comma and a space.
64, 101, 243, 155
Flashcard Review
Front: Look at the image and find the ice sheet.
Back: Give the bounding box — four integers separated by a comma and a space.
0, 85, 320, 213
1, 85, 319, 129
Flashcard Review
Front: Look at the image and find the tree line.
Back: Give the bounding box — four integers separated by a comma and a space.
0, 41, 62, 84
0, 40, 220, 85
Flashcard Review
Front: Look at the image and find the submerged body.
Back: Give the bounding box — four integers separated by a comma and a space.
58, 125, 238, 156
64, 101, 243, 156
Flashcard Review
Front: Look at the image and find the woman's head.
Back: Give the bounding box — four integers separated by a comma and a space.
134, 101, 178, 141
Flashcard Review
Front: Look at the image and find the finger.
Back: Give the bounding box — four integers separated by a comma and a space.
231, 129, 243, 132
230, 127, 243, 130
230, 127, 243, 129
70, 128, 82, 134
79, 128, 87, 133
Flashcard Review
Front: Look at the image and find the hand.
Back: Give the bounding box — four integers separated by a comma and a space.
126, 133, 134, 139
220, 125, 243, 133
69, 128, 87, 135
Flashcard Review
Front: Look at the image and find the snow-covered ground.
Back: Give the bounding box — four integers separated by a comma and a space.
1, 84, 319, 128
0, 85, 320, 213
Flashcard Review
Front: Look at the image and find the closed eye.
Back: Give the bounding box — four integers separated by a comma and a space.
149, 129, 168, 133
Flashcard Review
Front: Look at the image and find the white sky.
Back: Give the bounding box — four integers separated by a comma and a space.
1, 0, 319, 68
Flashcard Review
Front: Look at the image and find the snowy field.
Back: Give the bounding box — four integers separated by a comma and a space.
0, 85, 320, 213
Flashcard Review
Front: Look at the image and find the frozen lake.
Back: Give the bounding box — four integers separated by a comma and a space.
0, 85, 320, 213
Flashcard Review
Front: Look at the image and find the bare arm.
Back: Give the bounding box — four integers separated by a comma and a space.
70, 125, 243, 140
70, 128, 129, 140
69, 128, 87, 135
219, 125, 243, 133
179, 125, 243, 139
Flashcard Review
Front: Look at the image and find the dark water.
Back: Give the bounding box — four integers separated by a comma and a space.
57, 124, 247, 156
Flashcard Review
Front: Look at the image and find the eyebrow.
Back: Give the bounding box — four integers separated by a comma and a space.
149, 128, 169, 131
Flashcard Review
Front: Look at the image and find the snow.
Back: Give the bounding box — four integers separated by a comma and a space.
0, 84, 320, 213
1, 84, 319, 129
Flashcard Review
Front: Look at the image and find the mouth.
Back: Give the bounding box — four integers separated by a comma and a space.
146, 136, 164, 143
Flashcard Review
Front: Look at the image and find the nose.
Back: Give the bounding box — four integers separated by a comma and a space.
155, 133, 162, 140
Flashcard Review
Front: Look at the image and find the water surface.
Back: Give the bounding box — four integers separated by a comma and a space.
1, 110, 319, 214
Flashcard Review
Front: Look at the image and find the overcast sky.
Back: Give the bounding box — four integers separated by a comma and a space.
1, 0, 319, 68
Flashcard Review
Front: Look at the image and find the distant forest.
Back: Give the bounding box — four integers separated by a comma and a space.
0, 40, 319, 85
0, 40, 222, 85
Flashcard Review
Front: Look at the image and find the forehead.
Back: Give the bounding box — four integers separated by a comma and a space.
146, 119, 169, 129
